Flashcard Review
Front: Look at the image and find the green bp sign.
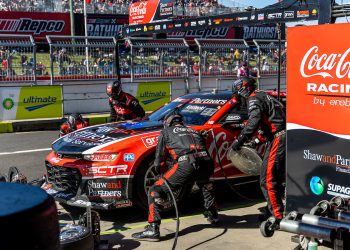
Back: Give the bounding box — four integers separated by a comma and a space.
2, 98, 14, 110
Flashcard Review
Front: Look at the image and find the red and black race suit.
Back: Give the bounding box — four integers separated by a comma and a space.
238, 90, 286, 219
59, 121, 89, 137
109, 92, 145, 122
149, 124, 217, 224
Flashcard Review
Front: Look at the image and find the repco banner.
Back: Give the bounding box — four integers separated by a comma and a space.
129, 0, 173, 25
0, 11, 70, 40
286, 23, 350, 213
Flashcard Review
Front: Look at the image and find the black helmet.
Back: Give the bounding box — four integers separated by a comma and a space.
107, 80, 122, 97
232, 76, 256, 98
164, 110, 183, 127
67, 113, 83, 130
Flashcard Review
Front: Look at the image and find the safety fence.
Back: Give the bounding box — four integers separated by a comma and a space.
253, 39, 287, 76
126, 38, 189, 80
0, 36, 287, 84
0, 35, 36, 84
47, 36, 117, 84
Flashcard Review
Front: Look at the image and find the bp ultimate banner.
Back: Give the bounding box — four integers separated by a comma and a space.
0, 86, 63, 121
286, 23, 350, 214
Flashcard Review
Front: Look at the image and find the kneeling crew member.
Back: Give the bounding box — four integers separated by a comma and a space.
230, 77, 286, 221
132, 111, 219, 241
107, 80, 145, 122
60, 113, 88, 137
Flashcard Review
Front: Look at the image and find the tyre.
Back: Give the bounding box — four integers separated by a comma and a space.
260, 220, 275, 238
133, 157, 190, 211
60, 225, 94, 250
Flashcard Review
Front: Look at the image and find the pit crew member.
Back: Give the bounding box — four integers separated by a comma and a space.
230, 76, 286, 222
132, 111, 219, 241
60, 113, 89, 137
107, 80, 145, 122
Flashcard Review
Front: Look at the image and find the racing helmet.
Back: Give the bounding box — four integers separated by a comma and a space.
67, 113, 83, 130
232, 76, 256, 98
106, 80, 122, 97
164, 110, 184, 127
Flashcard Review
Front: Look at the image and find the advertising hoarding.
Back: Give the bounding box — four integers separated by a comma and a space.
0, 11, 70, 41
286, 23, 350, 213
129, 0, 173, 25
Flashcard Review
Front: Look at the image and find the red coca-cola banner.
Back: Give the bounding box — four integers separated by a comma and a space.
129, 0, 173, 25
0, 11, 71, 40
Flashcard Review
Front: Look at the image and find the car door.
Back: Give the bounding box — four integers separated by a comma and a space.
206, 99, 250, 180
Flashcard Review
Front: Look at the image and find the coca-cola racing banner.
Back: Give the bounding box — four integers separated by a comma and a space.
286, 23, 350, 213
129, 0, 173, 25
0, 11, 70, 40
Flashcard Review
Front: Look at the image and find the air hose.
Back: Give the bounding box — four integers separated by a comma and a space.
209, 128, 255, 201
161, 177, 180, 250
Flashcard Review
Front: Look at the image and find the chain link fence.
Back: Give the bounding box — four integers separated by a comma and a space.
0, 35, 36, 84
126, 37, 189, 81
253, 39, 287, 76
47, 36, 117, 84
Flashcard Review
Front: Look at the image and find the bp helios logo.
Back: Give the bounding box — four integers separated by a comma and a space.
310, 176, 324, 195
2, 98, 14, 110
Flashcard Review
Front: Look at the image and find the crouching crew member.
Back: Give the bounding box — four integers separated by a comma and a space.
60, 113, 88, 137
230, 77, 286, 221
132, 111, 219, 241
107, 80, 145, 122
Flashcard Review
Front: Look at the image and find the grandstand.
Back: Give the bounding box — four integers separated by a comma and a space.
0, 0, 246, 16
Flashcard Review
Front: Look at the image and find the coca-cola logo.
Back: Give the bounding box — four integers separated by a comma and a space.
129, 2, 148, 17
300, 46, 350, 79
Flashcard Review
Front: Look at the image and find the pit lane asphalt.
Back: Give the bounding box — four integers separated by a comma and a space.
1, 131, 330, 249
0, 130, 58, 180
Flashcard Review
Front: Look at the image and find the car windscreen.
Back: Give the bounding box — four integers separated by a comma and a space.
147, 97, 228, 125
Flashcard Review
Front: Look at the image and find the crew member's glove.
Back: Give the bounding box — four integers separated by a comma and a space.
231, 139, 242, 151
231, 134, 247, 151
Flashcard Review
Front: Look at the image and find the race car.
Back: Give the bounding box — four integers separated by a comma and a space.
42, 90, 286, 210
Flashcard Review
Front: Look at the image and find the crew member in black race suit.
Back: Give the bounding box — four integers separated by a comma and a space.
132, 111, 219, 241
230, 76, 286, 222
60, 113, 89, 137
106, 80, 145, 122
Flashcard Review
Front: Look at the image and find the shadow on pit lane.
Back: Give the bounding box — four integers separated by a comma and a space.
102, 232, 141, 250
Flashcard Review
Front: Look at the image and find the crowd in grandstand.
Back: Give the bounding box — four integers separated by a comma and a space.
0, 0, 244, 15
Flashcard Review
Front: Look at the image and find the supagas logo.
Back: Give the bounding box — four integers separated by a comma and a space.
310, 176, 324, 195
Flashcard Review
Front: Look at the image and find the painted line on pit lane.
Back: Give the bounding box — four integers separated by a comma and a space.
100, 200, 260, 235
0, 148, 52, 156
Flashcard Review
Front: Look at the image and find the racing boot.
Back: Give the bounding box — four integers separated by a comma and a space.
258, 206, 272, 222
131, 223, 160, 242
204, 207, 220, 225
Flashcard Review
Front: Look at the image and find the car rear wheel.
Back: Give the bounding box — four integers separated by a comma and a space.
134, 158, 190, 211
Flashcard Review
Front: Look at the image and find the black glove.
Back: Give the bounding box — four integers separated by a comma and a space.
231, 139, 242, 151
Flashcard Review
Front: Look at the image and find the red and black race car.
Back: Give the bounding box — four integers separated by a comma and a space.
42, 90, 286, 210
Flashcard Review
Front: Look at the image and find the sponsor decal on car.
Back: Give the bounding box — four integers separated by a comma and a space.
72, 199, 110, 208
84, 165, 129, 176
87, 179, 123, 198
141, 135, 159, 148
190, 98, 227, 105
124, 153, 135, 162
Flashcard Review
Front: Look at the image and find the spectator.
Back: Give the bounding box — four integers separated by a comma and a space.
237, 61, 249, 78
